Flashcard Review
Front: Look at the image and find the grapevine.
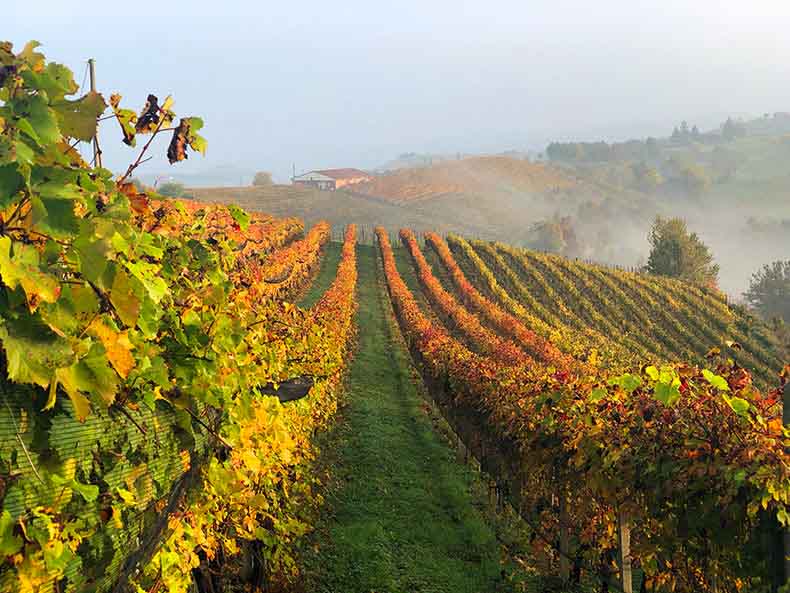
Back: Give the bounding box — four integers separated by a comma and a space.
0, 42, 356, 593
379, 226, 788, 592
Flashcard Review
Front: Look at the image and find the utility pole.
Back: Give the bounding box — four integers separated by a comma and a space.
88, 58, 103, 168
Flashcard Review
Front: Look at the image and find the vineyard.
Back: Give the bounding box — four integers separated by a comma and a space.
0, 42, 788, 593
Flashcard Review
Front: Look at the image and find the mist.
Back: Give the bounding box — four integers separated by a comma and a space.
7, 0, 790, 297
8, 1, 790, 182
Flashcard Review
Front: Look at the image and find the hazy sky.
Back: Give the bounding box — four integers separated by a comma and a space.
8, 1, 790, 181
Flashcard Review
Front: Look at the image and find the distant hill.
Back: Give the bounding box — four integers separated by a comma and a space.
356, 156, 577, 203
188, 156, 649, 260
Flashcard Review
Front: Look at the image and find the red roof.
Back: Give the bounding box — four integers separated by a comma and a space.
315, 168, 371, 179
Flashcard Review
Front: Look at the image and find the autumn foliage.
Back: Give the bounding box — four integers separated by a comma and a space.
378, 226, 788, 592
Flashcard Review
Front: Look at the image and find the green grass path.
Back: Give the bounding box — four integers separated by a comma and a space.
301, 243, 510, 593
299, 242, 343, 308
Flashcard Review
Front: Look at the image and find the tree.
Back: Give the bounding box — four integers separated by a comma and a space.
710, 146, 740, 182
721, 117, 746, 141
631, 161, 663, 192
158, 181, 190, 198
252, 171, 273, 186
744, 260, 790, 323
644, 217, 719, 287
527, 216, 579, 256
679, 165, 711, 195
645, 136, 661, 159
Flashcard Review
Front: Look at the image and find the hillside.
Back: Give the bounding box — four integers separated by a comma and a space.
377, 227, 786, 592
353, 155, 578, 203
441, 234, 785, 387
189, 155, 648, 253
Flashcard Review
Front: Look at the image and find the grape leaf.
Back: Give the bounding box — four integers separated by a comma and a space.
609, 373, 642, 393
723, 394, 750, 417
53, 366, 92, 420
14, 139, 34, 165
0, 314, 74, 389
227, 204, 250, 231
589, 387, 607, 402
109, 268, 143, 327
0, 236, 62, 307
0, 510, 22, 556
654, 382, 681, 406
23, 94, 61, 146
167, 117, 206, 163
702, 369, 730, 391
124, 260, 167, 303
109, 93, 137, 146
52, 91, 106, 142
0, 164, 24, 209
87, 317, 135, 379
645, 365, 659, 381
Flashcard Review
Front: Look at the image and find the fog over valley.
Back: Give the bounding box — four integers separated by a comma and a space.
8, 0, 790, 297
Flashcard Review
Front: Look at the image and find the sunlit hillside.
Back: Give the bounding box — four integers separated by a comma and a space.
354, 155, 579, 203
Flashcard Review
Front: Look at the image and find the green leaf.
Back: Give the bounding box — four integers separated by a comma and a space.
136, 233, 164, 259
52, 91, 106, 142
24, 94, 61, 145
71, 342, 119, 406
0, 510, 22, 556
589, 387, 608, 402
0, 164, 24, 209
39, 62, 78, 99
72, 234, 112, 287
0, 235, 62, 304
40, 282, 100, 336
227, 204, 250, 231
0, 313, 74, 389
54, 366, 92, 420
654, 382, 681, 406
124, 260, 168, 303
14, 140, 35, 165
723, 394, 750, 417
702, 369, 730, 391
69, 478, 99, 502
610, 373, 642, 393
30, 195, 81, 239
645, 366, 659, 381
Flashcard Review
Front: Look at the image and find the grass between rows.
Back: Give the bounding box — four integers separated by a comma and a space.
299, 243, 515, 593
298, 241, 344, 308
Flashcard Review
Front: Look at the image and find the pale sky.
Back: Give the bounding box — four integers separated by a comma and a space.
7, 1, 790, 181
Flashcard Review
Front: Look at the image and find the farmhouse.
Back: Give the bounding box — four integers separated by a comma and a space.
292, 168, 373, 191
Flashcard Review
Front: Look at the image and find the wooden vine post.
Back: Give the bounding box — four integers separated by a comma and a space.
784, 387, 790, 587
617, 508, 633, 593
88, 58, 102, 168
559, 492, 571, 583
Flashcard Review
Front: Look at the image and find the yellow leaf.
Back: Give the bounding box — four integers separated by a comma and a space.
54, 367, 92, 420
241, 450, 261, 473
43, 378, 58, 411
88, 318, 135, 378
116, 487, 136, 505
